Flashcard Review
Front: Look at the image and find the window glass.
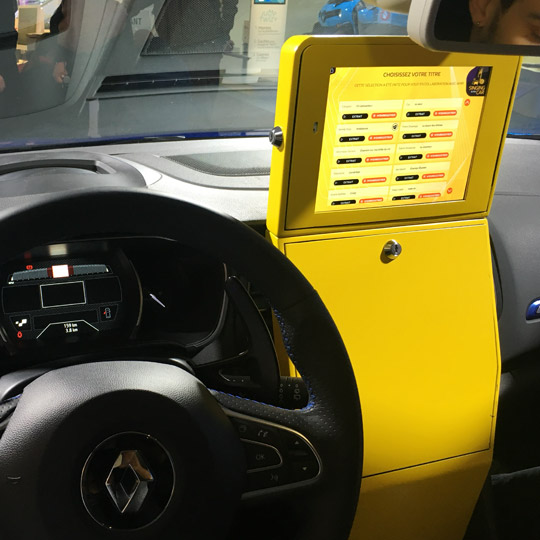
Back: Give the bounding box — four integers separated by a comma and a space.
0, 2, 535, 150
0, 0, 409, 150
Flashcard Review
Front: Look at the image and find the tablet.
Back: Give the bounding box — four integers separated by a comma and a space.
267, 36, 521, 236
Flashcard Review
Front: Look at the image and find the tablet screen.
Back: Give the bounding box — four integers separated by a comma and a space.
315, 65, 490, 213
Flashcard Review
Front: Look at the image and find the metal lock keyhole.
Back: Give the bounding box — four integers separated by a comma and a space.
383, 240, 402, 261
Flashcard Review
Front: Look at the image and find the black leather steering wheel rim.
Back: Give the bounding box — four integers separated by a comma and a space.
0, 187, 363, 540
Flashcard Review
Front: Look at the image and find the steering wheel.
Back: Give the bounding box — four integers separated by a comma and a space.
0, 188, 362, 540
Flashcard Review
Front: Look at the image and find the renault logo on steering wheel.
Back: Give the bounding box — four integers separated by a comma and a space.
81, 432, 175, 530
105, 450, 154, 514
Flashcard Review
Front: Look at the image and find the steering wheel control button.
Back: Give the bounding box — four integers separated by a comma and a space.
383, 239, 402, 261
247, 468, 289, 491
81, 432, 175, 530
291, 460, 319, 482
242, 440, 282, 471
283, 433, 313, 456
100, 305, 118, 322
106, 450, 154, 514
526, 299, 540, 320
254, 426, 280, 444
230, 418, 281, 446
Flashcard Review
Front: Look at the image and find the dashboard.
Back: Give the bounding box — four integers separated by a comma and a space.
0, 135, 538, 380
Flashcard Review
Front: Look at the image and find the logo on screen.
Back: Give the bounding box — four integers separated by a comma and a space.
467, 67, 492, 97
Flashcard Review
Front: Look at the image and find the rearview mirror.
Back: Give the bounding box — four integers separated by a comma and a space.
408, 0, 540, 55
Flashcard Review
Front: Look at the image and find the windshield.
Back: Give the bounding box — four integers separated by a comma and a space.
0, 0, 534, 151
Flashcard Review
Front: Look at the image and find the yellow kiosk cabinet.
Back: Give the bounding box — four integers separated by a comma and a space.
267, 36, 520, 540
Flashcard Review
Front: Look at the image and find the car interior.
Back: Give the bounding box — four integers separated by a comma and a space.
0, 0, 539, 539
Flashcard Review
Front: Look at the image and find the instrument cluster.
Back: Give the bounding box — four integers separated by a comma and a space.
0, 238, 227, 367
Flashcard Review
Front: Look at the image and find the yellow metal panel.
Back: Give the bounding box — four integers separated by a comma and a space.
267, 35, 504, 539
350, 451, 493, 540
284, 220, 499, 476
266, 36, 521, 237
266, 36, 308, 238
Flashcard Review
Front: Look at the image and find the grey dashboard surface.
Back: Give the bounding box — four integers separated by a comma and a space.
0, 138, 271, 225
121, 142, 270, 189
0, 136, 538, 365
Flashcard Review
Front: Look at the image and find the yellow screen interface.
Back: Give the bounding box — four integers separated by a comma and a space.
315, 66, 490, 212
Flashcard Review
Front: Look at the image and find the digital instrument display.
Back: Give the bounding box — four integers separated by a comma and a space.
0, 249, 145, 351
315, 65, 490, 212
40, 281, 86, 308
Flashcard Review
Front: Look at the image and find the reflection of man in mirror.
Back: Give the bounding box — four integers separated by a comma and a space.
471, 0, 540, 44
437, 0, 540, 45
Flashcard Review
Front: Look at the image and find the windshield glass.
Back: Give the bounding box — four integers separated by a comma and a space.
0, 1, 534, 151
0, 0, 408, 151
